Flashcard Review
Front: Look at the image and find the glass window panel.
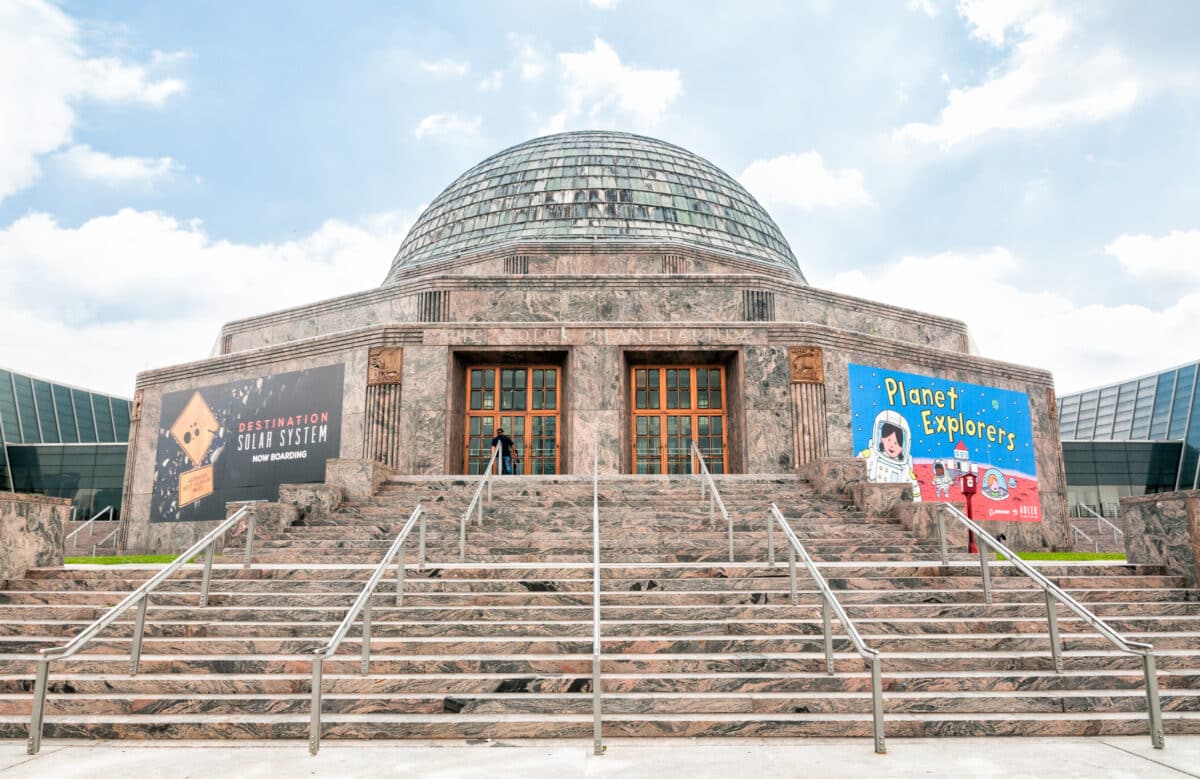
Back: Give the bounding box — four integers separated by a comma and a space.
0, 370, 18, 443
93, 395, 115, 442
32, 380, 58, 443
53, 385, 78, 442
13, 374, 39, 443
72, 389, 97, 442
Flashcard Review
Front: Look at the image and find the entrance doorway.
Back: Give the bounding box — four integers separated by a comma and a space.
463, 366, 560, 475
630, 366, 726, 474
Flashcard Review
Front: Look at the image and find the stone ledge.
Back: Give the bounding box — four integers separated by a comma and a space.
327, 459, 393, 502
278, 484, 344, 522
0, 492, 66, 584
800, 458, 866, 496
221, 502, 299, 552
848, 482, 912, 517
896, 502, 970, 548
1122, 490, 1200, 587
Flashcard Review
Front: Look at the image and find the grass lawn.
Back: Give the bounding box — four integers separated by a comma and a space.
64, 554, 195, 565
996, 551, 1126, 562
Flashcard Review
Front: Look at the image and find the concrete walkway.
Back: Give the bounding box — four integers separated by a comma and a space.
0, 737, 1197, 778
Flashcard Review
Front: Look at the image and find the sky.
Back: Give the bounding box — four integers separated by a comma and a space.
2, 0, 1199, 398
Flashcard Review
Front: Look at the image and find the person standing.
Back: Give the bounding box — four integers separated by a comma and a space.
490, 428, 516, 475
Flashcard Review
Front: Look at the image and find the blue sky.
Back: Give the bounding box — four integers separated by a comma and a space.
2, 0, 1199, 396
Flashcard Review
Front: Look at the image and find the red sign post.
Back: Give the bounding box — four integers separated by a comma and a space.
961, 472, 979, 554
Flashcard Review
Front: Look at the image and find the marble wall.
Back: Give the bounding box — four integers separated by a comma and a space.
1122, 491, 1200, 587
0, 492, 67, 584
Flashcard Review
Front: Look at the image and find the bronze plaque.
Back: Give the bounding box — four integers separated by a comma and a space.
170, 391, 218, 467
368, 347, 403, 386
178, 464, 215, 507
789, 346, 824, 384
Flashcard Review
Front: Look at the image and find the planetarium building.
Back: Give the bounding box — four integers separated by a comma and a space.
120, 131, 1070, 553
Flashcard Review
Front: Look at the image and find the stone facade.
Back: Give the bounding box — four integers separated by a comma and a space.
0, 492, 67, 584
1122, 491, 1200, 586
117, 133, 1071, 555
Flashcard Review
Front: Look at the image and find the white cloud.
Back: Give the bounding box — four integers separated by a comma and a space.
478, 70, 504, 91
54, 144, 180, 185
412, 113, 483, 139
418, 58, 469, 78
508, 33, 546, 81
546, 37, 682, 131
0, 0, 187, 202
824, 248, 1200, 393
1106, 230, 1200, 280
895, 3, 1139, 148
739, 152, 872, 210
908, 0, 939, 17
0, 207, 415, 396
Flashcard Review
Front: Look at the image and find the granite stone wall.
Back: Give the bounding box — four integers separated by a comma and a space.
0, 492, 67, 584
1122, 491, 1200, 587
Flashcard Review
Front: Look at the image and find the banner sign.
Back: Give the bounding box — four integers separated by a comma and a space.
150, 364, 343, 523
848, 363, 1041, 522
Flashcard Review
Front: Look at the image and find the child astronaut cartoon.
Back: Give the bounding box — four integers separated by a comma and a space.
931, 460, 954, 498
858, 410, 922, 502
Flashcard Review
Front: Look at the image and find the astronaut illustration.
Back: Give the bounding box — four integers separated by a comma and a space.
857, 410, 922, 502
931, 460, 954, 499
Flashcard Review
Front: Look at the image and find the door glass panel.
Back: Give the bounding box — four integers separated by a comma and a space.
631, 366, 725, 475
465, 366, 559, 475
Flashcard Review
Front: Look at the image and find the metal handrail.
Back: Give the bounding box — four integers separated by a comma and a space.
691, 440, 734, 563
309, 503, 425, 755
65, 505, 112, 552
1077, 503, 1125, 544
767, 504, 885, 753
1071, 524, 1099, 554
28, 503, 260, 754
936, 503, 1164, 749
91, 524, 121, 557
591, 445, 603, 755
460, 447, 500, 561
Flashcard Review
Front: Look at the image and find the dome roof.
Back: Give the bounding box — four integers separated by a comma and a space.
384, 131, 802, 282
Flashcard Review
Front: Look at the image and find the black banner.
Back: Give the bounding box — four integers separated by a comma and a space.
149, 364, 344, 523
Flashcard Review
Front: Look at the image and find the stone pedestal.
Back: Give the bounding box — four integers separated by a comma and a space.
800, 457, 866, 496
0, 493, 68, 584
895, 501, 970, 548
220, 502, 299, 552
848, 482, 912, 516
1122, 491, 1200, 587
326, 459, 391, 502
278, 484, 344, 522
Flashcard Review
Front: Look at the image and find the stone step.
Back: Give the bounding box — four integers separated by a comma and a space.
5, 688, 1198, 717
6, 629, 1198, 656
4, 613, 1199, 639
1, 649, 1197, 676
7, 668, 1198, 696
7, 574, 1187, 594
3, 710, 1198, 741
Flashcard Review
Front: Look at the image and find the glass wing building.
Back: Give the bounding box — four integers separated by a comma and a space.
0, 367, 132, 520
1058, 359, 1200, 517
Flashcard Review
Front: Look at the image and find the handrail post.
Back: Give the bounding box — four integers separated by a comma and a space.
460, 511, 467, 563
787, 544, 798, 605
243, 509, 257, 569
936, 510, 948, 566
870, 655, 886, 754
418, 512, 427, 571
821, 596, 834, 674
477, 493, 483, 526
129, 596, 148, 675
199, 546, 215, 608
1143, 652, 1165, 749
360, 599, 372, 674
767, 515, 775, 567
1045, 591, 1063, 673
591, 443, 603, 757
309, 656, 323, 755
396, 547, 406, 606
978, 541, 992, 605
27, 657, 49, 754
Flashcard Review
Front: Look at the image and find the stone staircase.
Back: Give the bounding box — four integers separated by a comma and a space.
1069, 514, 1126, 554
0, 474, 1197, 742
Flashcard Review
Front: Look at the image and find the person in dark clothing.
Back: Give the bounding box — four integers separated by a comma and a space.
490, 428, 517, 475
